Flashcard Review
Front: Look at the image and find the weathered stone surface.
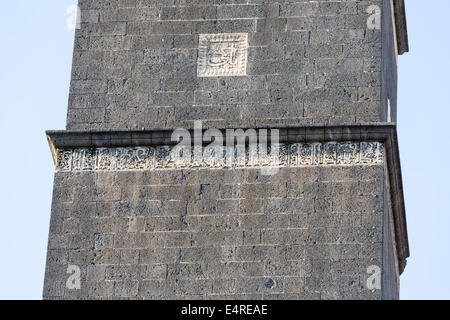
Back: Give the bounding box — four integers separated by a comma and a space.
65, 0, 389, 130
45, 164, 387, 299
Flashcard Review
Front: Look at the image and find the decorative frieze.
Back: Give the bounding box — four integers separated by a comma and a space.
197, 33, 248, 77
55, 142, 385, 172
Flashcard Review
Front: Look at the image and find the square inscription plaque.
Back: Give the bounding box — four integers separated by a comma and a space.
197, 33, 248, 77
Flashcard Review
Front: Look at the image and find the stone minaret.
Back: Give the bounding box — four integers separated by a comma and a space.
44, 0, 409, 299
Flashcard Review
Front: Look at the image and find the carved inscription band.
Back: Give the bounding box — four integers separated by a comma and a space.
55, 142, 384, 172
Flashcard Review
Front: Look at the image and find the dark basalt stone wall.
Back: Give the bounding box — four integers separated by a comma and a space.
67, 0, 385, 130
44, 0, 405, 300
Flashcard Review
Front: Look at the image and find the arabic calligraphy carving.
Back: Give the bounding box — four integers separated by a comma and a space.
197, 33, 248, 77
55, 142, 385, 172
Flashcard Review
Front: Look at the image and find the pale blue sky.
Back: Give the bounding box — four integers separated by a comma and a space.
0, 1, 448, 299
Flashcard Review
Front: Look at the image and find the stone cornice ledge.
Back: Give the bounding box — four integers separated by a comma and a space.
46, 123, 409, 274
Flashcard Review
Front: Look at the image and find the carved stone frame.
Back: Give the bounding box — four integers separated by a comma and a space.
197, 33, 248, 77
